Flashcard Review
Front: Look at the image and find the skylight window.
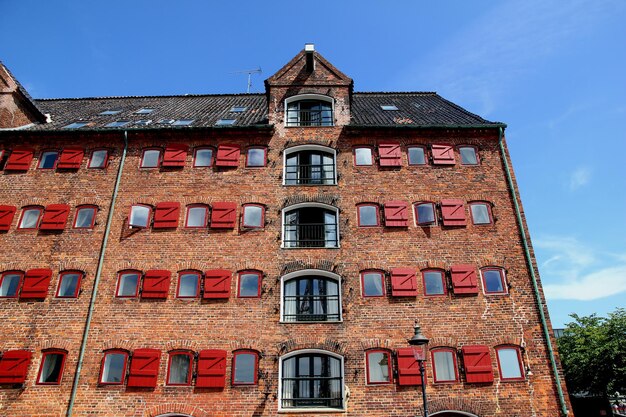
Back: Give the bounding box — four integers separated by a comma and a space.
134, 120, 153, 126
135, 108, 154, 114
158, 119, 175, 125
215, 119, 236, 126
99, 110, 121, 115
62, 122, 89, 129
104, 121, 130, 128
172, 119, 194, 126
230, 106, 247, 113
380, 105, 398, 111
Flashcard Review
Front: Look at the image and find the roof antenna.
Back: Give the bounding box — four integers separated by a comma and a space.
232, 67, 262, 93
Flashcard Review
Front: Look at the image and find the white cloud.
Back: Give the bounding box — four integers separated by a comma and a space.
544, 265, 626, 300
568, 166, 591, 190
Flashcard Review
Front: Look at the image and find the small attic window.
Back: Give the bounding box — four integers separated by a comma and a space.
172, 119, 194, 126
63, 122, 89, 129
99, 110, 121, 115
380, 105, 398, 111
135, 108, 154, 114
134, 120, 152, 126
158, 119, 175, 125
230, 106, 247, 113
216, 119, 236, 126
104, 121, 130, 128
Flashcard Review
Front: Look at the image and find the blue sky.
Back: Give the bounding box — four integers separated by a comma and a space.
2, 0, 625, 327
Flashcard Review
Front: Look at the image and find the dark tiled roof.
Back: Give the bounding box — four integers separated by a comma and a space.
0, 61, 47, 122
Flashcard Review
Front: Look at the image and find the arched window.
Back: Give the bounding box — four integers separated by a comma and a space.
18, 206, 43, 229
469, 201, 493, 225
430, 347, 459, 383
282, 203, 339, 248
458, 145, 479, 165
365, 349, 392, 384
232, 350, 259, 385
281, 270, 341, 322
495, 345, 525, 381
285, 94, 334, 127
284, 144, 337, 185
0, 270, 24, 298
422, 269, 446, 296
74, 205, 98, 229
480, 267, 508, 295
37, 349, 67, 385
280, 350, 344, 410
56, 270, 84, 298
99, 349, 129, 385
166, 350, 194, 386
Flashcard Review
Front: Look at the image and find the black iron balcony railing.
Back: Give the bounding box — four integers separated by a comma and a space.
281, 377, 343, 409
283, 294, 340, 322
285, 163, 336, 185
283, 223, 338, 248
286, 109, 334, 127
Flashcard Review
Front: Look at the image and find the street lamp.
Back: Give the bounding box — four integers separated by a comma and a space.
408, 322, 430, 417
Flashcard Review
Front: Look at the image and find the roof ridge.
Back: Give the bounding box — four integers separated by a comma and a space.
432, 93, 494, 124
34, 92, 266, 102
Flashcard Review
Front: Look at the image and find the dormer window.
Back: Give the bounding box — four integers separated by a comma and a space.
285, 95, 333, 127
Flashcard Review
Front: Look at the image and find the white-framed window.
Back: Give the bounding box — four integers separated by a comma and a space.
280, 269, 342, 323
283, 144, 337, 185
282, 203, 339, 248
285, 94, 334, 127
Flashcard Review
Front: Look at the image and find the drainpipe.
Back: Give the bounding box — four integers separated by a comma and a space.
66, 131, 129, 417
498, 127, 569, 416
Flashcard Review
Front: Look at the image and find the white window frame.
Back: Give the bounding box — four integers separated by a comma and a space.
279, 269, 343, 323
282, 144, 337, 186
281, 202, 340, 249
284, 94, 335, 127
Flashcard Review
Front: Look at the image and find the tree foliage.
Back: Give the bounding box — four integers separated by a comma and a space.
557, 308, 626, 397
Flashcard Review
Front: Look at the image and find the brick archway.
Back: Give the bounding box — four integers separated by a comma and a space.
431, 412, 480, 417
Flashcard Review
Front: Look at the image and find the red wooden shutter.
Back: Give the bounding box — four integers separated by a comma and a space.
203, 269, 231, 299
378, 142, 402, 167
40, 204, 71, 231
384, 201, 408, 227
396, 348, 424, 385
390, 268, 418, 296
210, 202, 237, 228
162, 143, 189, 167
196, 349, 227, 388
57, 147, 84, 169
450, 264, 478, 295
0, 350, 32, 384
215, 144, 241, 167
441, 199, 466, 226
462, 345, 493, 383
141, 270, 171, 299
0, 205, 17, 231
5, 148, 34, 171
127, 348, 161, 387
20, 268, 52, 299
153, 202, 180, 229
431, 144, 455, 165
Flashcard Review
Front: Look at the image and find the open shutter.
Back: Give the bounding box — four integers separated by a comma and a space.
396, 348, 424, 385
40, 204, 71, 231
141, 270, 171, 299
450, 264, 478, 295
431, 144, 455, 165
196, 349, 227, 388
0, 205, 17, 231
57, 147, 84, 169
153, 202, 180, 229
20, 268, 52, 299
162, 143, 189, 167
390, 268, 417, 296
210, 202, 236, 228
384, 201, 408, 227
378, 142, 402, 167
215, 144, 241, 167
441, 199, 466, 226
0, 350, 32, 384
5, 148, 34, 171
462, 345, 493, 383
203, 269, 231, 299
127, 349, 161, 388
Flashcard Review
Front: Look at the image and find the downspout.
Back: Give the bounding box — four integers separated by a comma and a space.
66, 130, 129, 417
498, 127, 569, 416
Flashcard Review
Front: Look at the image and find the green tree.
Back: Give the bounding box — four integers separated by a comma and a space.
557, 308, 626, 397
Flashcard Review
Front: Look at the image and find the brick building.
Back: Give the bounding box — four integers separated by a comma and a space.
0, 45, 573, 416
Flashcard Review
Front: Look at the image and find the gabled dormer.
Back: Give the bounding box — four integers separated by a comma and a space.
0, 62, 47, 129
265, 44, 353, 129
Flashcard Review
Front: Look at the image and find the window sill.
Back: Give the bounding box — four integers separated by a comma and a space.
279, 320, 343, 324
278, 407, 345, 413
282, 183, 338, 187
280, 246, 341, 250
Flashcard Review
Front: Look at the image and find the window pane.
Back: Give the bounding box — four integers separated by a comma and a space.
498, 348, 522, 379
433, 351, 456, 381
460, 147, 478, 165
408, 147, 426, 165
355, 148, 372, 165
416, 204, 435, 225
75, 208, 95, 228
247, 148, 265, 167
178, 273, 199, 297
471, 204, 490, 224
484, 270, 504, 293
358, 206, 378, 226
129, 206, 150, 227
239, 274, 259, 297
0, 274, 21, 297
243, 206, 263, 227
363, 273, 384, 296
234, 353, 256, 383
186, 206, 207, 227
39, 353, 64, 383
20, 209, 40, 228
141, 150, 160, 167
168, 354, 190, 384
194, 149, 213, 167
117, 273, 139, 296
39, 151, 58, 169
424, 271, 445, 295
89, 150, 108, 168
367, 352, 390, 383
102, 353, 125, 383
58, 273, 80, 297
